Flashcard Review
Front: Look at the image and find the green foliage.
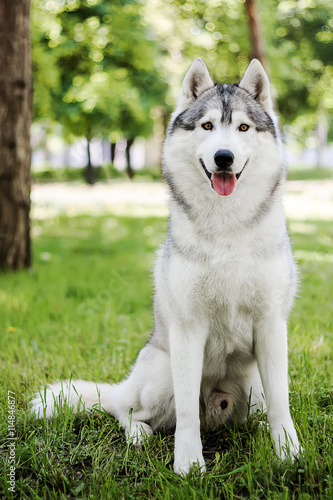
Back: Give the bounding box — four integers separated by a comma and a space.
144, 0, 333, 140
264, 0, 333, 138
143, 0, 252, 101
32, 0, 168, 142
32, 0, 333, 144
32, 1, 61, 125
0, 213, 332, 498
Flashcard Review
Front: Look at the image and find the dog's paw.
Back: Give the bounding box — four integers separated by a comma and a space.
277, 439, 302, 462
173, 454, 206, 477
258, 420, 269, 432
272, 425, 301, 461
173, 430, 206, 476
126, 421, 153, 445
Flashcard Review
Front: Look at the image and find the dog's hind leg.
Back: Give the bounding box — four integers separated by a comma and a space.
31, 343, 175, 444
31, 377, 156, 444
111, 343, 175, 444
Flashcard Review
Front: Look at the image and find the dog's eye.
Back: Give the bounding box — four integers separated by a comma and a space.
202, 122, 213, 131
239, 124, 250, 132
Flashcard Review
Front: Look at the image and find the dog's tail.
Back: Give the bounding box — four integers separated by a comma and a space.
30, 379, 117, 420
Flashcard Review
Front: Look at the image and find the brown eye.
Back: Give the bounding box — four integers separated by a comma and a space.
202, 122, 213, 131
239, 123, 249, 132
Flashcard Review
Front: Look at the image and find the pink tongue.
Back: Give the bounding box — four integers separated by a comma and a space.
212, 172, 236, 196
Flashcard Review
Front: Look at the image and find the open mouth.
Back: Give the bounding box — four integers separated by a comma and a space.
199, 158, 248, 196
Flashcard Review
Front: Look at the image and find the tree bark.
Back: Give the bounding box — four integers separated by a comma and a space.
245, 0, 267, 70
125, 137, 134, 179
0, 0, 32, 270
85, 138, 94, 185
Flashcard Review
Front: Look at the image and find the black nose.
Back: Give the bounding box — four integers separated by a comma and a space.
214, 149, 234, 172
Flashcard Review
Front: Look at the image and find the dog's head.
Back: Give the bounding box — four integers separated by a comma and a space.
164, 59, 282, 198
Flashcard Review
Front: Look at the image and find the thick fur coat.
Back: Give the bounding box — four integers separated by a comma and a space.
31, 59, 300, 475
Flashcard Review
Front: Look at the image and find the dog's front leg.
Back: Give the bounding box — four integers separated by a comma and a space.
170, 319, 208, 476
255, 316, 300, 459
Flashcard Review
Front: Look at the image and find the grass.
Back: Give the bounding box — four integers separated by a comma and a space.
0, 213, 332, 499
32, 164, 162, 183
287, 166, 333, 182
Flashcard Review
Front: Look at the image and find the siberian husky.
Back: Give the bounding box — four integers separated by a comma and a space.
31, 58, 300, 475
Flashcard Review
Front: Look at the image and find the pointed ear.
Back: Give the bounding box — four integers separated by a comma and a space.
239, 59, 273, 113
176, 58, 214, 111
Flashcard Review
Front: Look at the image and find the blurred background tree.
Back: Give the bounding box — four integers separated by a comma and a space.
266, 0, 333, 166
32, 0, 168, 183
245, 0, 267, 69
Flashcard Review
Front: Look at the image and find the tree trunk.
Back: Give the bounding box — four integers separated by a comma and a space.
0, 0, 32, 270
244, 0, 267, 70
85, 138, 94, 185
125, 137, 135, 179
110, 142, 116, 164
